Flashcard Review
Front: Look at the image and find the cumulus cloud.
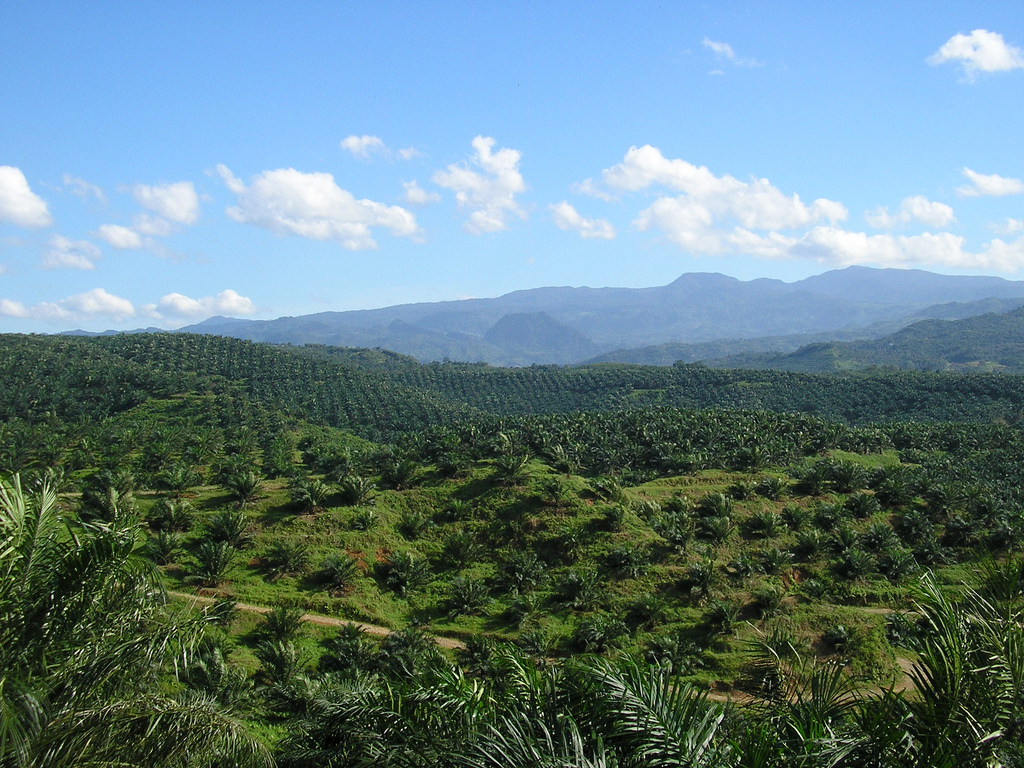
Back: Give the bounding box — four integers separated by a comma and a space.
582, 146, 1024, 272
341, 135, 387, 158
403, 180, 441, 206
598, 145, 845, 254
991, 218, 1024, 236
789, 227, 1024, 272
0, 166, 53, 228
433, 136, 528, 234
958, 168, 1024, 197
41, 235, 101, 270
549, 201, 615, 239
340, 135, 420, 161
90, 180, 198, 250
0, 286, 257, 324
0, 288, 135, 322
132, 181, 199, 225
572, 178, 615, 202
96, 224, 144, 249
145, 289, 257, 319
929, 29, 1024, 79
702, 37, 762, 68
217, 164, 421, 249
62, 173, 106, 203
133, 213, 176, 237
865, 195, 956, 229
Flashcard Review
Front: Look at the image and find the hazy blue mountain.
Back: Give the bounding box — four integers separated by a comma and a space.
585, 295, 1024, 366
158, 266, 1024, 365
483, 312, 600, 365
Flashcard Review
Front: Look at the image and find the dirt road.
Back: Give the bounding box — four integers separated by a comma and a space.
167, 590, 466, 650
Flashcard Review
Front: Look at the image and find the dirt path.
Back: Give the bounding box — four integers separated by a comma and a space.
167, 590, 466, 650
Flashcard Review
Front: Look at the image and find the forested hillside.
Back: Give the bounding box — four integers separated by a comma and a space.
720, 305, 1024, 373
3, 331, 1024, 765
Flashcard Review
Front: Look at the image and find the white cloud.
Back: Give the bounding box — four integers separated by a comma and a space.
340, 135, 420, 161
0, 288, 136, 322
433, 136, 528, 233
586, 146, 1024, 272
96, 224, 144, 249
147, 289, 257, 319
132, 181, 200, 225
572, 178, 615, 202
62, 173, 106, 203
0, 166, 53, 228
549, 201, 615, 239
217, 164, 421, 249
42, 235, 101, 270
61, 287, 135, 318
702, 37, 762, 67
341, 135, 388, 159
403, 180, 441, 206
787, 227, 1024, 272
929, 29, 1024, 79
991, 218, 1024, 236
865, 195, 956, 229
133, 212, 175, 236
958, 167, 1024, 197
604, 146, 846, 252
0, 299, 28, 318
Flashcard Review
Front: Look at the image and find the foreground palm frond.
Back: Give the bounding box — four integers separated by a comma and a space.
0, 475, 269, 768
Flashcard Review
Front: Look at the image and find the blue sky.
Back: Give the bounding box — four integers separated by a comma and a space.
2, 1, 1023, 331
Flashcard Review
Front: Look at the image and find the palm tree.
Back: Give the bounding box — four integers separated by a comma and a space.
0, 474, 269, 767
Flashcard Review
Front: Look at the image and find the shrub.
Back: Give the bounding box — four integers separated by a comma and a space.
397, 509, 430, 540
440, 530, 484, 570
497, 550, 547, 595
696, 492, 733, 518
444, 576, 491, 616
147, 498, 194, 532
751, 583, 785, 618
571, 614, 628, 653
338, 475, 376, 506
205, 509, 253, 549
822, 624, 851, 651
755, 476, 788, 501
703, 600, 741, 635
260, 540, 311, 580
554, 567, 601, 610
258, 605, 307, 643
745, 509, 785, 539
188, 540, 235, 587
318, 624, 376, 677
603, 546, 650, 579
144, 529, 182, 565
378, 551, 431, 597
350, 508, 377, 531
314, 553, 361, 594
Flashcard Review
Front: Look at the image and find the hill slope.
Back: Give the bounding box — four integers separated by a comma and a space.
719, 305, 1024, 373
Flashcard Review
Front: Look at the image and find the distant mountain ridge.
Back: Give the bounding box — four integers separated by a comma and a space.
62, 266, 1024, 365
713, 304, 1024, 373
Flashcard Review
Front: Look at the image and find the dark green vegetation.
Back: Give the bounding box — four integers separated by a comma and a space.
717, 305, 1024, 373
3, 331, 1024, 765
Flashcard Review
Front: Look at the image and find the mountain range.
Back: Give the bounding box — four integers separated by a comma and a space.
64, 266, 1024, 367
